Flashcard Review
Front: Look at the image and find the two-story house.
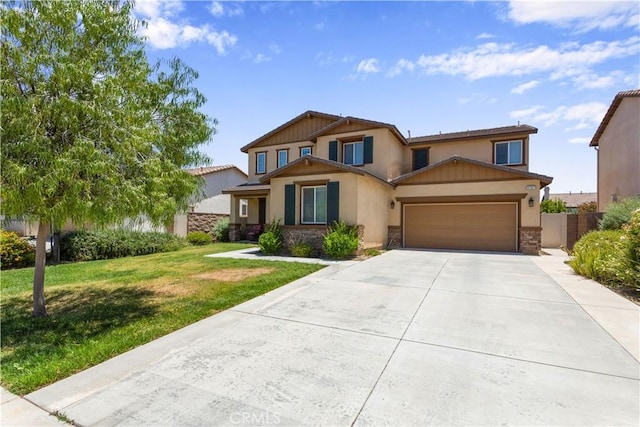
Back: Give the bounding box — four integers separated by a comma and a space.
223, 111, 552, 254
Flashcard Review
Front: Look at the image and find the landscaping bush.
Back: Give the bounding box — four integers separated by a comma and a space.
323, 221, 359, 259
363, 248, 381, 257
60, 229, 185, 262
290, 242, 314, 258
600, 197, 640, 230
212, 218, 230, 242
186, 231, 212, 245
578, 201, 598, 213
569, 230, 623, 285
619, 210, 640, 288
258, 219, 283, 255
0, 229, 35, 269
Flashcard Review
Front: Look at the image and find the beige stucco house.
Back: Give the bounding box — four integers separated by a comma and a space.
224, 111, 553, 254
590, 89, 640, 211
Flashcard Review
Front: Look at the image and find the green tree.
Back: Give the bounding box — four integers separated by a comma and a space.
540, 199, 566, 213
1, 0, 214, 316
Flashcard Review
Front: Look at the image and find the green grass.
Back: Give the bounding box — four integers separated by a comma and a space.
0, 243, 324, 395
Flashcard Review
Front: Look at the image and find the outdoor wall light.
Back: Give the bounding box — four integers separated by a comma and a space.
528, 197, 535, 207
390, 200, 396, 209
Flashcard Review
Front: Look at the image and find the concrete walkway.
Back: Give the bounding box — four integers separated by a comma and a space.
6, 249, 640, 426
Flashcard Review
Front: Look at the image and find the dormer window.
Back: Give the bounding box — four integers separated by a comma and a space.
495, 140, 523, 165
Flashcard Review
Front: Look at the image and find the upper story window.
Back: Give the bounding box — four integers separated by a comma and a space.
343, 141, 364, 166
495, 140, 523, 166
256, 152, 267, 174
301, 185, 326, 224
412, 148, 429, 171
277, 149, 288, 168
300, 146, 312, 157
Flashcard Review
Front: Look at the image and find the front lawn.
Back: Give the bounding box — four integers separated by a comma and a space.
0, 243, 324, 395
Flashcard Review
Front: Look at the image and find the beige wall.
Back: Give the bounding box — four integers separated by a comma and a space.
597, 97, 640, 211
541, 213, 568, 248
355, 175, 393, 248
391, 179, 541, 227
404, 134, 531, 174
247, 140, 314, 182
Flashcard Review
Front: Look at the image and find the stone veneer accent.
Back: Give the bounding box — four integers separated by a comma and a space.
519, 227, 541, 255
281, 224, 365, 256
387, 226, 402, 249
229, 223, 242, 241
187, 213, 228, 235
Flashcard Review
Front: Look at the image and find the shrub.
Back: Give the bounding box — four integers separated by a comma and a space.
540, 199, 566, 213
0, 229, 35, 269
186, 231, 212, 245
212, 218, 230, 242
290, 242, 314, 258
568, 230, 624, 285
363, 248, 381, 257
60, 229, 185, 262
600, 197, 640, 230
258, 219, 283, 255
619, 210, 640, 288
578, 201, 598, 213
323, 221, 359, 259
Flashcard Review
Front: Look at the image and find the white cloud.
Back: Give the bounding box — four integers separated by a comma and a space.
476, 32, 495, 39
208, 1, 224, 17
254, 53, 271, 63
387, 59, 415, 78
356, 58, 380, 73
509, 102, 608, 129
209, 1, 243, 18
315, 22, 325, 31
569, 137, 591, 144
269, 43, 282, 54
135, 0, 237, 53
511, 80, 539, 94
572, 70, 635, 89
413, 37, 639, 81
506, 0, 639, 32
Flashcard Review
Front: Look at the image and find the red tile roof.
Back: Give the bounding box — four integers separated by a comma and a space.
186, 165, 247, 177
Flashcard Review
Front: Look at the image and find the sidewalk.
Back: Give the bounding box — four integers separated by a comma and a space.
1, 387, 66, 426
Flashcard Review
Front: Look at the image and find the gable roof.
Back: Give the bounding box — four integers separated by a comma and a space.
307, 115, 408, 144
187, 165, 247, 177
240, 110, 342, 153
392, 156, 553, 187
408, 124, 538, 145
590, 89, 640, 147
258, 155, 394, 187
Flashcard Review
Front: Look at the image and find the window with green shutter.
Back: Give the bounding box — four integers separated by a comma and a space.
329, 140, 338, 161
326, 181, 339, 225
284, 184, 295, 225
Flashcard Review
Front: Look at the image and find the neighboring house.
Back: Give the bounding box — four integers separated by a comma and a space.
590, 89, 640, 211
541, 188, 597, 214
223, 111, 552, 254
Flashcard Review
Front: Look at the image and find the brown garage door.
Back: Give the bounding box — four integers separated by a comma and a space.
404, 203, 518, 252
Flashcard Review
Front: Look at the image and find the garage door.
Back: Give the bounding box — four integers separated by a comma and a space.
404, 203, 518, 252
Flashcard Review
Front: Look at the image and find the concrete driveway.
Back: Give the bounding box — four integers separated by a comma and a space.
25, 250, 639, 426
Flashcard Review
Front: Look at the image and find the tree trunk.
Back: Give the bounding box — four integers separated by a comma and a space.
32, 221, 49, 317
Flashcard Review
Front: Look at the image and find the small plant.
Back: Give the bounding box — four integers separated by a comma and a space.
0, 229, 35, 269
186, 231, 212, 245
620, 210, 640, 288
290, 242, 314, 258
323, 221, 359, 259
600, 197, 640, 230
540, 198, 566, 213
258, 219, 283, 254
212, 218, 230, 242
363, 248, 381, 257
578, 201, 598, 213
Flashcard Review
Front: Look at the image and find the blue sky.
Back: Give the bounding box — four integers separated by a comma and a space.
134, 0, 640, 193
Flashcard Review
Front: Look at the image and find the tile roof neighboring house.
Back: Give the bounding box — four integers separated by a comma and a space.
408, 124, 538, 144
590, 89, 640, 147
187, 165, 247, 177
547, 192, 597, 207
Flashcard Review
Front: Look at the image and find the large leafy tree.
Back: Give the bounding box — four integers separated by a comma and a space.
1, 0, 214, 316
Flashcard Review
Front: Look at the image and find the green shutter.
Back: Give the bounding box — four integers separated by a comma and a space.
329, 140, 338, 161
413, 149, 429, 170
326, 181, 340, 225
363, 136, 373, 164
284, 184, 295, 225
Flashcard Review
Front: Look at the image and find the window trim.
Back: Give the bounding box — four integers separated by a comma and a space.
301, 185, 327, 225
239, 199, 248, 218
343, 140, 364, 166
493, 139, 525, 166
255, 151, 267, 174
277, 149, 289, 168
300, 146, 312, 157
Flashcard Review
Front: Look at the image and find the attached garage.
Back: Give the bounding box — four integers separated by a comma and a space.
404, 202, 518, 252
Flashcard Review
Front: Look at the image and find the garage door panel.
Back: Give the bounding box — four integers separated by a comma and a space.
404, 203, 517, 252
